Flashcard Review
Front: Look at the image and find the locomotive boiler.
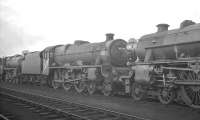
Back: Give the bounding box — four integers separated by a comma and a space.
5, 55, 23, 68
53, 35, 127, 67
130, 20, 200, 108
41, 33, 130, 96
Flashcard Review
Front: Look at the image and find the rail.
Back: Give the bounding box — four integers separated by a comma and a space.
0, 87, 150, 120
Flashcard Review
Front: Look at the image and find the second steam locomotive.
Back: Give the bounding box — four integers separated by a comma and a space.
41, 33, 130, 96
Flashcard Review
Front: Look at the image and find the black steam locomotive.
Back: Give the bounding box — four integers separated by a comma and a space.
40, 33, 130, 96
129, 20, 200, 108
0, 20, 199, 108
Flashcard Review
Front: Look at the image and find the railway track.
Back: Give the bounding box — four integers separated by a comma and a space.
0, 114, 13, 120
0, 87, 149, 120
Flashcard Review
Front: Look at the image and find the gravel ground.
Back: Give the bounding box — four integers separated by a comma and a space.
0, 94, 46, 120
0, 83, 199, 120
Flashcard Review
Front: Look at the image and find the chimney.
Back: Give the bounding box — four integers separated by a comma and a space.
106, 33, 114, 41
156, 24, 169, 32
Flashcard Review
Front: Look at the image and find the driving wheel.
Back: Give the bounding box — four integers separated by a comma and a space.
179, 71, 200, 108
75, 80, 86, 93
102, 81, 112, 96
87, 81, 96, 95
181, 85, 200, 108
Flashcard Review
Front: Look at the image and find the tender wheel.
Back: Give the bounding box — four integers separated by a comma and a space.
158, 88, 175, 104
74, 81, 86, 93
87, 81, 96, 95
102, 81, 112, 96
131, 83, 146, 101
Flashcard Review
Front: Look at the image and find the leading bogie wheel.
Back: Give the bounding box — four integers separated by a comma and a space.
131, 83, 146, 101
158, 88, 175, 104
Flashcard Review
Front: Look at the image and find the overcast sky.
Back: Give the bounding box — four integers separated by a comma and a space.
0, 0, 200, 56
